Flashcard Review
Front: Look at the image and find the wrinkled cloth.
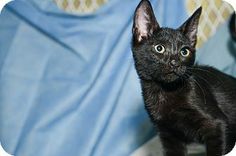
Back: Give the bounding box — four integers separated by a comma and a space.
0, 0, 188, 156
197, 18, 236, 75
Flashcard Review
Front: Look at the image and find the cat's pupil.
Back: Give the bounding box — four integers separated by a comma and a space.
154, 45, 165, 53
180, 48, 190, 57
157, 46, 162, 51
182, 50, 187, 55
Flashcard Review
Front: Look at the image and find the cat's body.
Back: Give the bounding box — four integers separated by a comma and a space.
132, 1, 236, 156
141, 66, 236, 155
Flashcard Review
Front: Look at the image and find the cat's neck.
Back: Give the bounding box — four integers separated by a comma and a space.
141, 78, 186, 93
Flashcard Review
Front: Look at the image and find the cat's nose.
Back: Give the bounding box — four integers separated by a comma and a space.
170, 60, 180, 67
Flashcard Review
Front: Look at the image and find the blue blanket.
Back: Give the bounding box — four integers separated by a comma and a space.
1, 0, 234, 156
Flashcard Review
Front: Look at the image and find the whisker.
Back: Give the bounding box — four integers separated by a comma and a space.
185, 73, 207, 105
187, 67, 219, 78
190, 73, 212, 86
187, 67, 223, 86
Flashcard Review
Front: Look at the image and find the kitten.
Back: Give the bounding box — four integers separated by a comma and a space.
131, 0, 236, 156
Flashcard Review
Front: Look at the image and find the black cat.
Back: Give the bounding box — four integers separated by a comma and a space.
131, 0, 236, 156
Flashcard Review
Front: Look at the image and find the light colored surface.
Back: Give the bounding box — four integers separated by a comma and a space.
54, 0, 108, 13
131, 136, 206, 156
223, 0, 236, 11
0, 0, 14, 13
225, 147, 236, 156
131, 136, 163, 156
0, 143, 13, 156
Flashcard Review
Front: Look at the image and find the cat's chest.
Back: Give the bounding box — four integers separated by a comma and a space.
141, 82, 192, 122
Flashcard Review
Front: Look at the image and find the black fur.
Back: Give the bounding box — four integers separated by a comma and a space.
131, 1, 236, 156
229, 12, 236, 41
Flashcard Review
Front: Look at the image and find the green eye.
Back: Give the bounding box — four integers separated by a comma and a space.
154, 44, 165, 54
180, 48, 190, 57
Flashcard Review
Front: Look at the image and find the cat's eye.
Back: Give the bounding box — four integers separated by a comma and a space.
180, 48, 190, 57
154, 44, 165, 54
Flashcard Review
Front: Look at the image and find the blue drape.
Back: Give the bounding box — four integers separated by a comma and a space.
0, 0, 191, 156
197, 18, 236, 75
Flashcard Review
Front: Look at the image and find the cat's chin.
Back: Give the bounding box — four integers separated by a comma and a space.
160, 73, 181, 83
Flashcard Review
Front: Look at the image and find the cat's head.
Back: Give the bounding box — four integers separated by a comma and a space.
132, 0, 202, 83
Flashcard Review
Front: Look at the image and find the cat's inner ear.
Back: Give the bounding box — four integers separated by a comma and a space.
133, 0, 160, 42
179, 7, 202, 47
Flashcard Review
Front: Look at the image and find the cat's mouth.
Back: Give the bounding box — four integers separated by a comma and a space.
165, 70, 182, 76
162, 68, 186, 83
162, 72, 180, 82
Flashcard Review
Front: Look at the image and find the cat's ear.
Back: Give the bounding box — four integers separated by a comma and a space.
132, 0, 160, 43
179, 7, 202, 47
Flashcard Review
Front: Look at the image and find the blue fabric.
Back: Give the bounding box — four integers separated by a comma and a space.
197, 18, 236, 75
0, 0, 188, 156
